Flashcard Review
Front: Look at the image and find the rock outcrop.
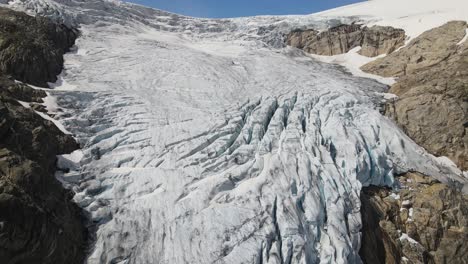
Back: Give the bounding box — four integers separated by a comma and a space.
360, 172, 468, 264
286, 24, 406, 57
0, 77, 87, 264
0, 7, 86, 264
295, 20, 468, 264
362, 21, 468, 170
0, 7, 78, 87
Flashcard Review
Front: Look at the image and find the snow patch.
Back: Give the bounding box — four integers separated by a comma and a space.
308, 47, 396, 85
17, 98, 71, 135
57, 150, 83, 171
42, 92, 61, 112
457, 28, 468, 45
35, 110, 72, 134
399, 233, 420, 245
16, 100, 31, 108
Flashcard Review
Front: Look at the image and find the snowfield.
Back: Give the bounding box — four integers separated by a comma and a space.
4, 0, 468, 263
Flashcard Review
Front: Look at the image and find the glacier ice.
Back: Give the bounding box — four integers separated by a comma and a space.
6, 0, 468, 263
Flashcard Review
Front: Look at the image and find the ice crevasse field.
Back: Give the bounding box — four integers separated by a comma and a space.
4, 0, 468, 263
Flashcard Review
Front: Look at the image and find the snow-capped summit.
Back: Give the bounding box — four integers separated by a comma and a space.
3, 0, 466, 263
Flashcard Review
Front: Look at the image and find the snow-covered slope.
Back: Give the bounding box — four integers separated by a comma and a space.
314, 0, 468, 40
4, 0, 467, 263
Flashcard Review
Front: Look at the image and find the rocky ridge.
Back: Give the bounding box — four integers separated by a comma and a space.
0, 6, 86, 264
286, 24, 406, 57
358, 21, 468, 264
362, 21, 468, 171
0, 7, 78, 87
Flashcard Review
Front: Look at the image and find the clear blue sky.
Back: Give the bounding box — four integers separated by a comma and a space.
126, 0, 364, 18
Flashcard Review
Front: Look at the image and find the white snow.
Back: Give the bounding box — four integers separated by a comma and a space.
17, 98, 71, 135
35, 110, 72, 135
42, 92, 61, 112
399, 233, 420, 245
57, 150, 84, 175
309, 0, 468, 81
308, 47, 396, 85
4, 0, 468, 263
16, 100, 31, 109
457, 28, 468, 45
314, 0, 468, 40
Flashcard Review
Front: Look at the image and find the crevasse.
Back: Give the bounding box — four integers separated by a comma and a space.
6, 0, 467, 263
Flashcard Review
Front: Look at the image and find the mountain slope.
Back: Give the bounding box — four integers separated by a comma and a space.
362, 21, 468, 172
2, 0, 467, 263
0, 7, 86, 263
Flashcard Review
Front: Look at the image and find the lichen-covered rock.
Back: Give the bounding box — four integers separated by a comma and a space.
360, 172, 468, 264
361, 21, 468, 170
286, 24, 405, 57
0, 7, 78, 87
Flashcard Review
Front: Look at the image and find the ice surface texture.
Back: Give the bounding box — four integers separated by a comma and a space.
6, 0, 467, 263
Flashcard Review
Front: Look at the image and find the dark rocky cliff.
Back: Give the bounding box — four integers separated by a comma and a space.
0, 7, 78, 87
0, 7, 87, 264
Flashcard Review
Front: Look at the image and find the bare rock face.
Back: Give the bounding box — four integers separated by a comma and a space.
361, 21, 467, 77
360, 186, 403, 264
360, 172, 468, 264
359, 26, 407, 57
286, 24, 405, 57
286, 28, 319, 50
287, 24, 362, 55
362, 21, 468, 170
0, 76, 87, 264
0, 7, 86, 264
0, 7, 78, 87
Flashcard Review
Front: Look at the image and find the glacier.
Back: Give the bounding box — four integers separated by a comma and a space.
4, 0, 468, 263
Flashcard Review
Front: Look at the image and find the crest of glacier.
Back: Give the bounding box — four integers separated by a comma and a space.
5, 0, 467, 263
